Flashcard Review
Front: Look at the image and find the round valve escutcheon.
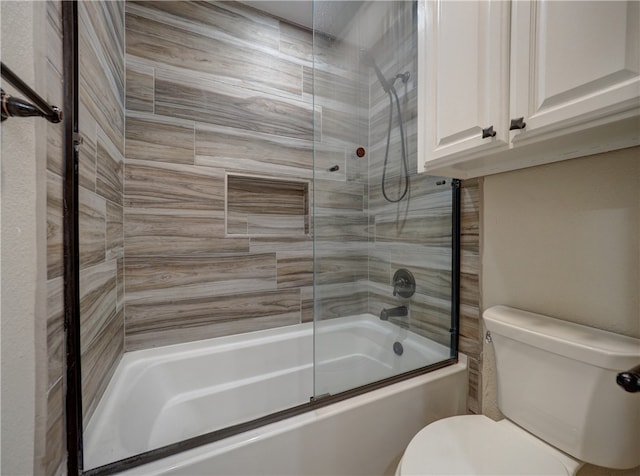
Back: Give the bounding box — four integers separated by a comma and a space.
392, 268, 416, 298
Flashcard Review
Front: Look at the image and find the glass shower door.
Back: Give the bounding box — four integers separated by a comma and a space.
312, 0, 457, 398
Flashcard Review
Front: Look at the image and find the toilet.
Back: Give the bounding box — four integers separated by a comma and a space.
397, 305, 640, 475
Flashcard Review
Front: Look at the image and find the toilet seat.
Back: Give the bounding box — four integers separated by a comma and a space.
398, 415, 582, 476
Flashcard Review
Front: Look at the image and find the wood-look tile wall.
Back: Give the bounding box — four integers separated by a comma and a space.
459, 178, 482, 413
312, 32, 371, 318
122, 0, 481, 411
77, 0, 126, 428
44, 1, 65, 473
123, 1, 327, 350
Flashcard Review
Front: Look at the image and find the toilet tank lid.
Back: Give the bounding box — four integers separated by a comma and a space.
483, 306, 640, 370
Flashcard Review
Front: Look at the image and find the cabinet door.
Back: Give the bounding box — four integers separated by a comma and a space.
422, 0, 510, 165
510, 0, 640, 141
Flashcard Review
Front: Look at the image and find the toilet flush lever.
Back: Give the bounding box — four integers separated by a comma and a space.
617, 364, 640, 393
485, 331, 492, 344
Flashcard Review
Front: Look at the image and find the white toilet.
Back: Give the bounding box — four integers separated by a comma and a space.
397, 305, 640, 475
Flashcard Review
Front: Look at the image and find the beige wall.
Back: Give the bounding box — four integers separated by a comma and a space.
1, 1, 50, 474
483, 146, 639, 336
482, 146, 640, 474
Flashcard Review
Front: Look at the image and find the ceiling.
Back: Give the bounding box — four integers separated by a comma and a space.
241, 1, 313, 30
240, 1, 363, 37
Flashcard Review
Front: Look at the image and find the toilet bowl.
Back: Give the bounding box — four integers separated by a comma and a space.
396, 415, 581, 476
396, 306, 640, 476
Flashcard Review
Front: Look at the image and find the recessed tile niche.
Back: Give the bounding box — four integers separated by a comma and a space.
226, 173, 310, 237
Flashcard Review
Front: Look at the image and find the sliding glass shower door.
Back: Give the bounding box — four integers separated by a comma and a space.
312, 0, 457, 398
75, 0, 458, 471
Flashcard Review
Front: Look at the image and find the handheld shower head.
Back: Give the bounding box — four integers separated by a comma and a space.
360, 49, 392, 93
359, 49, 411, 203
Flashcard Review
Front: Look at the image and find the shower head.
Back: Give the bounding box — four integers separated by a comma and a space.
360, 49, 392, 93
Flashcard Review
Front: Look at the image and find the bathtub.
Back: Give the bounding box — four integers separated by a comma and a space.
84, 314, 468, 474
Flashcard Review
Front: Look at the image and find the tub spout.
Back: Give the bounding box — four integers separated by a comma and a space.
380, 306, 408, 321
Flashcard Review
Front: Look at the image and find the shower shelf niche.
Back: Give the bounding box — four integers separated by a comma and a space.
225, 173, 310, 237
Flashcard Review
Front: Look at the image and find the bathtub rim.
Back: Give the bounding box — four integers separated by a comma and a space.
82, 354, 461, 476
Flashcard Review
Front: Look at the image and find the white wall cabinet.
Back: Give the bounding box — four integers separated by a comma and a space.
419, 0, 640, 179
421, 0, 511, 161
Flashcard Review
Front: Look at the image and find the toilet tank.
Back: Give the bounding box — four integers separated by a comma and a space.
484, 306, 640, 470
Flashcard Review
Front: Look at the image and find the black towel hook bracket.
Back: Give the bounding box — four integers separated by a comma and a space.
1, 61, 62, 123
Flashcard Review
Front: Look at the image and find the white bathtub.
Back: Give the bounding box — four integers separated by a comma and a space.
85, 314, 468, 474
